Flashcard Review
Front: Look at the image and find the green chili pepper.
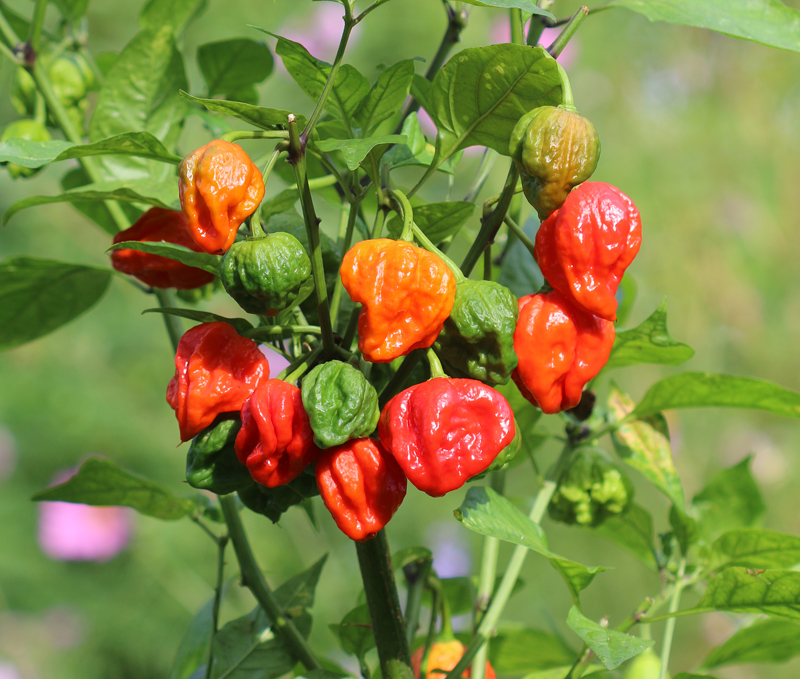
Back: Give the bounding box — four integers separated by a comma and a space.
237, 467, 319, 523
186, 418, 254, 495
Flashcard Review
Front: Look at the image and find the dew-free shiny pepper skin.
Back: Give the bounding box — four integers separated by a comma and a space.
315, 438, 407, 541
235, 380, 321, 488
178, 139, 265, 254
339, 239, 456, 363
512, 291, 614, 414
166, 322, 270, 441
411, 640, 496, 679
378, 377, 515, 497
534, 181, 641, 321
111, 208, 216, 289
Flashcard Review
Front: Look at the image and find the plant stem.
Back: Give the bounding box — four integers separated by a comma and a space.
27, 0, 47, 52
154, 289, 183, 351
547, 6, 588, 60
659, 559, 686, 679
378, 349, 424, 408
353, 0, 395, 24
504, 215, 536, 258
463, 149, 498, 203
412, 224, 465, 282
342, 305, 361, 351
403, 554, 433, 648
204, 534, 229, 679
510, 8, 525, 45
331, 198, 360, 326
0, 9, 19, 46
245, 326, 323, 340
356, 530, 414, 679
279, 345, 324, 383
219, 495, 322, 671
221, 130, 289, 143
0, 39, 20, 63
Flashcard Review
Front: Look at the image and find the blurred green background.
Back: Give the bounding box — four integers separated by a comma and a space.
1, 0, 800, 677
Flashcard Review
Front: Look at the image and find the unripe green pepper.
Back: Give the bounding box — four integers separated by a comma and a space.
220, 232, 312, 315
237, 466, 319, 523
470, 418, 521, 480
433, 280, 519, 386
623, 651, 667, 679
301, 360, 380, 448
509, 105, 600, 220
549, 446, 633, 527
186, 418, 254, 495
0, 120, 52, 179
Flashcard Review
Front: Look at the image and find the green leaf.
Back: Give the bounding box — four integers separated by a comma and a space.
455, 487, 608, 603
521, 668, 607, 679
712, 528, 800, 570
0, 4, 29, 39
143, 309, 253, 335
0, 258, 111, 351
608, 384, 685, 509
31, 457, 194, 520
693, 456, 765, 539
170, 588, 227, 679
566, 606, 653, 670
701, 618, 800, 669
259, 189, 298, 223
140, 0, 208, 34
4, 178, 179, 225
387, 201, 475, 243
353, 60, 416, 136
606, 300, 694, 370
634, 373, 800, 419
459, 0, 554, 18
670, 505, 699, 556
606, 0, 800, 53
488, 626, 575, 674
674, 675, 722, 679
60, 168, 137, 235
108, 241, 220, 275
181, 92, 305, 130
329, 604, 374, 664
315, 135, 408, 171
429, 44, 561, 160
592, 503, 657, 569
274, 35, 369, 130
52, 0, 90, 20
198, 39, 273, 97
275, 554, 328, 615
695, 568, 800, 622
0, 139, 74, 167
89, 26, 189, 179
392, 546, 433, 571
498, 214, 544, 297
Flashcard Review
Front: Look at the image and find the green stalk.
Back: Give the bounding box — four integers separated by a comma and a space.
342, 306, 361, 352
330, 198, 360, 326
0, 9, 19, 46
659, 559, 686, 679
27, 0, 47, 52
403, 554, 433, 648
547, 7, 588, 60
463, 149, 498, 203
504, 215, 536, 258
0, 39, 20, 63
155, 289, 183, 351
378, 350, 424, 408
221, 130, 289, 143
245, 326, 323, 340
356, 531, 414, 679
510, 8, 525, 45
219, 495, 323, 671
354, 0, 396, 24
278, 345, 324, 383
204, 534, 229, 679
412, 224, 464, 281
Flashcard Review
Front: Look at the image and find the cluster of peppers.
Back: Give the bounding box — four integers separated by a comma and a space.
109, 91, 642, 538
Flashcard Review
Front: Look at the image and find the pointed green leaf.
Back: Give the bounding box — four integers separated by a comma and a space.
592, 503, 657, 569
712, 528, 800, 570
695, 568, 800, 622
0, 139, 74, 167
31, 457, 194, 520
329, 605, 374, 662
60, 168, 143, 236
198, 39, 273, 97
353, 60, 416, 136
315, 135, 407, 170
180, 92, 305, 130
460, 0, 554, 17
140, 0, 208, 34
488, 626, 575, 674
259, 189, 299, 222
386, 202, 475, 243
701, 618, 800, 670
108, 241, 220, 275
566, 606, 653, 670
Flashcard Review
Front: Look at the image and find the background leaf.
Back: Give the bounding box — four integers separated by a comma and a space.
700, 618, 800, 670
353, 60, 415, 136
488, 626, 575, 674
140, 0, 208, 34
386, 202, 475, 243
108, 241, 221, 275
712, 529, 800, 570
498, 215, 544, 297
592, 503, 658, 569
198, 39, 273, 97
566, 606, 653, 670
315, 135, 407, 171
695, 568, 800, 622
329, 605, 374, 664
181, 92, 305, 129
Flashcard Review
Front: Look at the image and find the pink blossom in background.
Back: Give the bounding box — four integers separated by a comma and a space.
0, 663, 20, 679
0, 427, 17, 483
416, 108, 438, 138
280, 4, 361, 62
489, 20, 578, 69
38, 469, 134, 563
259, 344, 292, 379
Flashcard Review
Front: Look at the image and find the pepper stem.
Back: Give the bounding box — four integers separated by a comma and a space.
548, 6, 588, 61
556, 62, 576, 111
426, 349, 447, 379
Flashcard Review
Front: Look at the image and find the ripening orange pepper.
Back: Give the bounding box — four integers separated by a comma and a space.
512, 291, 614, 414
534, 181, 641, 321
339, 239, 456, 363
178, 139, 265, 255
411, 640, 496, 679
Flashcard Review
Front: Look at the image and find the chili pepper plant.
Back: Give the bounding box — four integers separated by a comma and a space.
1, 1, 800, 678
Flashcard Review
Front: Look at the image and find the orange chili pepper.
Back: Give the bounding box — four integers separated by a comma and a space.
411, 640, 496, 679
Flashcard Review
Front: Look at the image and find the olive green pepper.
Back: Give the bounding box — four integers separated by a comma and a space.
301, 360, 380, 448
220, 232, 312, 315
186, 418, 254, 495
549, 446, 633, 527
470, 418, 521, 481
509, 105, 600, 220
237, 466, 319, 523
433, 280, 519, 386
1, 120, 52, 179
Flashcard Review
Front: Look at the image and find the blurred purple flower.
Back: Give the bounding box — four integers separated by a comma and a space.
0, 427, 17, 483
38, 469, 134, 563
424, 521, 472, 578
259, 343, 292, 379
0, 663, 20, 679
280, 4, 361, 62
489, 20, 578, 69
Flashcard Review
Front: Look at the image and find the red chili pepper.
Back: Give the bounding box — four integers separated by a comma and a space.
167, 322, 270, 441
315, 438, 407, 541
235, 380, 320, 488
534, 181, 641, 321
111, 207, 216, 290
378, 377, 515, 497
512, 291, 614, 414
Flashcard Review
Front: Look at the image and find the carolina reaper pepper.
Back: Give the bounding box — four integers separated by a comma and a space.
340, 239, 456, 363
235, 380, 321, 488
220, 231, 312, 315
512, 291, 614, 414
185, 417, 253, 495
111, 207, 217, 289
301, 360, 380, 449
167, 322, 270, 441
178, 139, 265, 254
534, 181, 641, 321
379, 377, 515, 497
411, 640, 496, 679
315, 438, 407, 541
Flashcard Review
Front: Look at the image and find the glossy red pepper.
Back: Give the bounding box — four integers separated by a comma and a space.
111, 207, 216, 290
315, 438, 407, 541
378, 378, 515, 497
534, 181, 641, 321
166, 322, 270, 441
235, 380, 320, 488
512, 291, 614, 414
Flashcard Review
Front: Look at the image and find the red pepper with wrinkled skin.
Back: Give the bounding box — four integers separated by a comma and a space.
512, 291, 614, 414
235, 380, 320, 488
534, 181, 641, 321
111, 207, 216, 290
167, 322, 270, 441
378, 378, 515, 497
315, 438, 407, 541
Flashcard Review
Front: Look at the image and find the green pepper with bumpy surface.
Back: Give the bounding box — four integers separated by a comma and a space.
237, 467, 319, 523
0, 120, 52, 179
301, 360, 380, 449
220, 232, 312, 315
186, 418, 254, 495
549, 446, 633, 527
509, 105, 599, 221
433, 280, 519, 386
